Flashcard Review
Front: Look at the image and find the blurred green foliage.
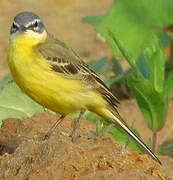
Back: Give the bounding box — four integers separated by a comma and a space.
82, 0, 173, 154
82, 0, 173, 59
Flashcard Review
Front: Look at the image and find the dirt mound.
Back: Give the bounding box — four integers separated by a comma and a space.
0, 112, 172, 180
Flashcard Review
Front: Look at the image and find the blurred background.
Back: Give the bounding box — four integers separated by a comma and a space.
0, 0, 113, 78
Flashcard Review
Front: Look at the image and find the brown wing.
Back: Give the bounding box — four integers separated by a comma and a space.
36, 33, 119, 109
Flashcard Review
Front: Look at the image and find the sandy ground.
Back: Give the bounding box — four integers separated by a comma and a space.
0, 112, 172, 180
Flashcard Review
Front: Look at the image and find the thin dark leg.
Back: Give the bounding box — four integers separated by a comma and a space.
70, 110, 85, 142
40, 115, 65, 141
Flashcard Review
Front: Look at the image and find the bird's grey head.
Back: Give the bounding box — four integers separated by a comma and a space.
10, 12, 45, 35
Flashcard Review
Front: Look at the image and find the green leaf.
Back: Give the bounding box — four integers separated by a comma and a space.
158, 141, 173, 155
0, 82, 44, 126
158, 31, 172, 48
109, 123, 143, 152
127, 76, 168, 131
164, 70, 173, 97
83, 0, 173, 59
84, 111, 99, 123
0, 73, 13, 92
143, 36, 165, 92
87, 57, 111, 74
146, 138, 152, 149
82, 15, 104, 26
105, 68, 131, 86
108, 31, 138, 73
137, 54, 149, 78
112, 56, 123, 75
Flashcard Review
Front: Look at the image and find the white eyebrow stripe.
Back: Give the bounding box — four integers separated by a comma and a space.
25, 19, 41, 28
13, 21, 20, 27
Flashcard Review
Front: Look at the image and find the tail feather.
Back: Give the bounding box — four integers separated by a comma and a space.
106, 109, 162, 165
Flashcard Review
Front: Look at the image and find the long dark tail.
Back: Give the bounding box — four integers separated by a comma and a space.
102, 108, 162, 165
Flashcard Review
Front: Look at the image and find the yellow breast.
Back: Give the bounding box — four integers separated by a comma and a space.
7, 33, 106, 115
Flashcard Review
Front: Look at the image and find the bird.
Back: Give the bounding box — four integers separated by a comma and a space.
7, 11, 161, 165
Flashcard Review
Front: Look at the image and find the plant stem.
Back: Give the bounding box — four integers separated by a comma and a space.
152, 131, 158, 153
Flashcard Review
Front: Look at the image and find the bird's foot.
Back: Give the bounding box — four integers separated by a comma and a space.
35, 133, 51, 141
79, 131, 97, 139
69, 133, 78, 142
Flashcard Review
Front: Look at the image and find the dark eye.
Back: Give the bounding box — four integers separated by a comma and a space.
11, 22, 19, 34
33, 21, 38, 28
30, 20, 43, 32
12, 22, 18, 29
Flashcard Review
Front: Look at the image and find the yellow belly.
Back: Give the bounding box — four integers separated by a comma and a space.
7, 39, 106, 115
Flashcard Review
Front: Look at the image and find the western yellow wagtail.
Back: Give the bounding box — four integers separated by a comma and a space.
7, 12, 161, 164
